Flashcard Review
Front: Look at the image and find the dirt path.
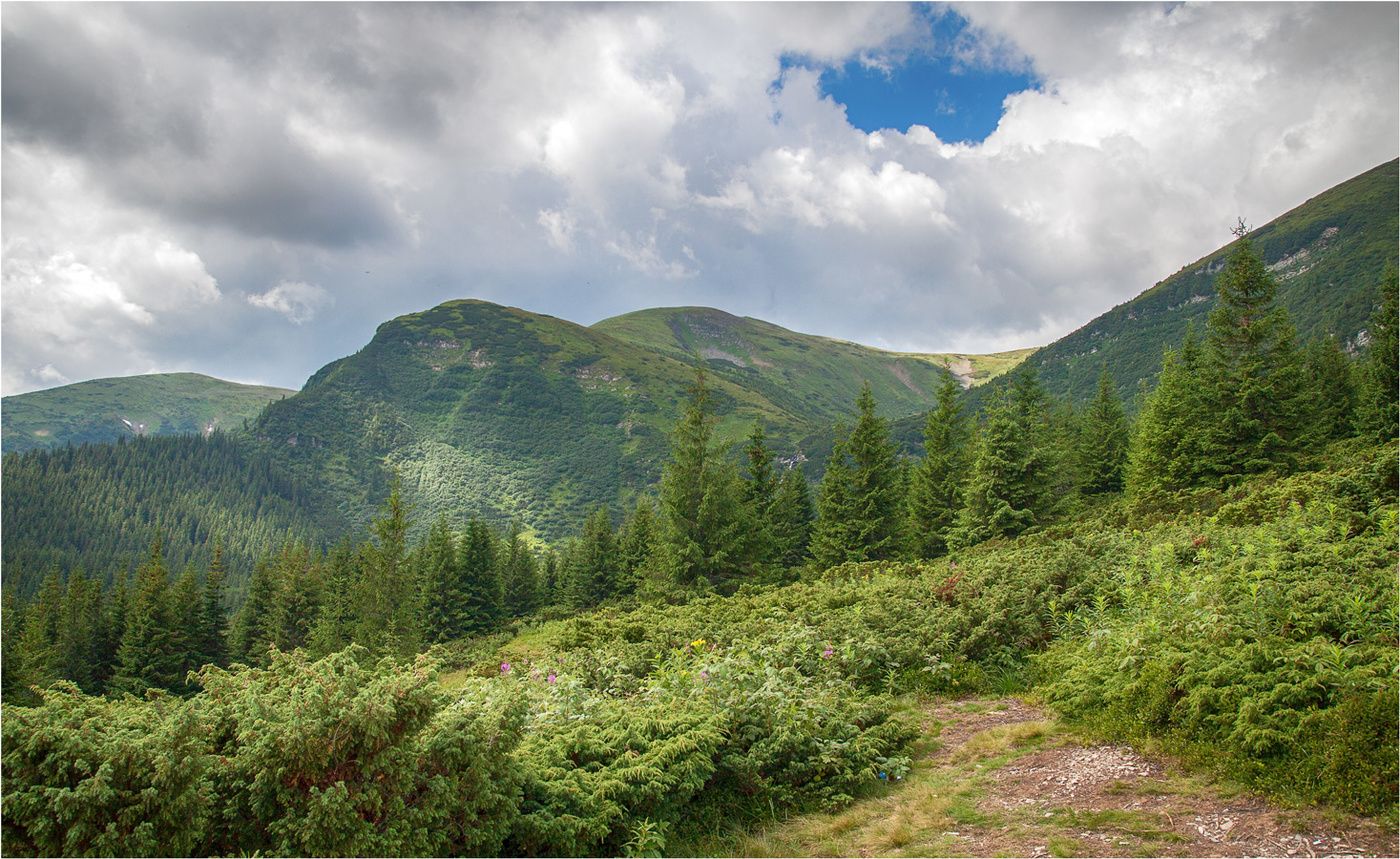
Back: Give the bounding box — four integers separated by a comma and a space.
735, 697, 1398, 858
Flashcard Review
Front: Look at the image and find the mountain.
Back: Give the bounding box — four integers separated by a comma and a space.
996, 158, 1398, 409
593, 306, 1030, 419
1, 373, 295, 454
246, 300, 988, 541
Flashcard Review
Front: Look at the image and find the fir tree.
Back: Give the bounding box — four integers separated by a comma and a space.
955, 389, 1042, 546
199, 544, 229, 670
658, 366, 757, 589
113, 539, 185, 694
417, 515, 463, 642
1126, 330, 1211, 494
565, 508, 621, 610
500, 523, 541, 618
769, 468, 815, 569
617, 499, 662, 595
354, 480, 420, 655
1079, 367, 1130, 495
308, 537, 359, 656
1300, 333, 1358, 446
906, 374, 970, 558
459, 518, 504, 634
1200, 223, 1308, 480
811, 382, 905, 568
1356, 265, 1399, 442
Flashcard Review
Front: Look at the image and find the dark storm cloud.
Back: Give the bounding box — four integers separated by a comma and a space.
1, 2, 406, 249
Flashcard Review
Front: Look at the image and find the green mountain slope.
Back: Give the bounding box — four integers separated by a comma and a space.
248, 299, 944, 541
1, 373, 295, 454
994, 158, 1398, 409
593, 306, 1027, 418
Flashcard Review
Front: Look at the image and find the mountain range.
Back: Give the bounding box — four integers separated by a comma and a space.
3, 158, 1395, 597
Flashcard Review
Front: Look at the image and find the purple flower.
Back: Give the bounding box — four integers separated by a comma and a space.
822, 648, 834, 659
500, 662, 511, 674
547, 674, 557, 684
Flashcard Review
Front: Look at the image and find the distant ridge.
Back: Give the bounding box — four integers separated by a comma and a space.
2, 373, 296, 454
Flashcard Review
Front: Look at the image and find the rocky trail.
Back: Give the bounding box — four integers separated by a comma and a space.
733, 697, 1398, 858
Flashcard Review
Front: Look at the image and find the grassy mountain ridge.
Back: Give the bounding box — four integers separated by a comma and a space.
1, 373, 295, 454
989, 158, 1398, 410
593, 306, 1029, 417
250, 299, 918, 541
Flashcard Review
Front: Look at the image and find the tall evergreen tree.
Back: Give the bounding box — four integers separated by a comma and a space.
198, 544, 229, 670
1126, 330, 1212, 494
565, 508, 621, 610
458, 519, 504, 634
1300, 333, 1358, 446
500, 523, 541, 618
658, 366, 757, 589
308, 538, 359, 657
354, 480, 420, 656
769, 468, 815, 568
1200, 224, 1308, 480
906, 374, 970, 558
811, 382, 905, 568
955, 389, 1045, 546
1079, 367, 1130, 495
417, 516, 463, 642
113, 539, 185, 694
617, 499, 662, 595
1357, 265, 1399, 442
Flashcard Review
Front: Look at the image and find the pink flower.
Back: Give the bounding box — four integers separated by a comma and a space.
547, 674, 557, 684
822, 648, 834, 659
500, 662, 511, 674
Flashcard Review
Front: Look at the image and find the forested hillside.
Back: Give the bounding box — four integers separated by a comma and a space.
1, 373, 295, 454
1, 433, 339, 601
4, 227, 1395, 857
981, 158, 1399, 410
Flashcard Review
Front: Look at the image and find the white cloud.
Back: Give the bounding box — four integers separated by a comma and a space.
246, 281, 332, 324
1, 2, 1394, 395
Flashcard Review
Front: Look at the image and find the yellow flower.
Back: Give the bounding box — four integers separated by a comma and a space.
691, 638, 706, 649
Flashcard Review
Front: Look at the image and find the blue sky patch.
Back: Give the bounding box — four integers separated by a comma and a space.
782, 7, 1039, 143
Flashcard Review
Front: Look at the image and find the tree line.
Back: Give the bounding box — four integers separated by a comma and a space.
5, 229, 1396, 699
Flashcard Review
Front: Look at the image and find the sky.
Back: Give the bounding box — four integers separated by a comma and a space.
2, 2, 1397, 396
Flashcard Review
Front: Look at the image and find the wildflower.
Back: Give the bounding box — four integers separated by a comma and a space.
700, 671, 709, 680
822, 648, 834, 659
500, 662, 511, 674
547, 674, 557, 684
691, 638, 706, 650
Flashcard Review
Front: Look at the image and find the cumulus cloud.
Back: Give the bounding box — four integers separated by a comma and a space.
2, 2, 1395, 394
247, 281, 333, 325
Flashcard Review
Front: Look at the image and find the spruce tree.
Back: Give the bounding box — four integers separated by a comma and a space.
1126, 330, 1212, 494
1201, 224, 1308, 480
354, 480, 421, 656
565, 508, 621, 610
811, 382, 905, 568
955, 388, 1043, 546
1356, 265, 1399, 442
417, 515, 463, 642
55, 568, 102, 693
500, 523, 541, 618
1079, 367, 1130, 495
198, 544, 228, 670
617, 499, 662, 594
769, 468, 815, 568
907, 374, 970, 558
456, 519, 504, 634
113, 539, 185, 694
658, 366, 756, 589
1300, 333, 1358, 446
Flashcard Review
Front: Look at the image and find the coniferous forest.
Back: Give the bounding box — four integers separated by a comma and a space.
2, 233, 1397, 856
